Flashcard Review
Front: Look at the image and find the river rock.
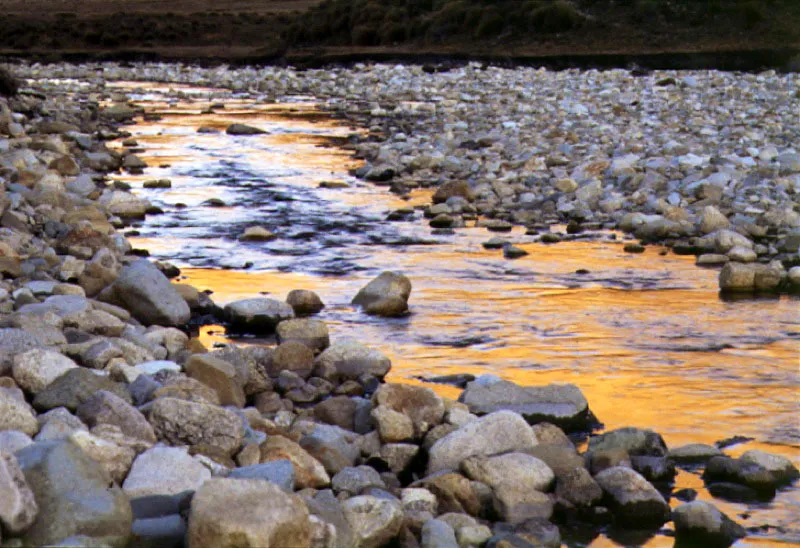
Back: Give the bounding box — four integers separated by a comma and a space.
555, 466, 603, 508
421, 519, 458, 548
458, 379, 593, 432
0, 451, 38, 535
669, 443, 724, 464
374, 383, 445, 438
271, 341, 315, 379
11, 349, 78, 394
225, 123, 267, 135
587, 427, 668, 457
276, 318, 330, 352
106, 260, 190, 326
343, 495, 404, 548
427, 410, 538, 474
224, 298, 294, 334
76, 390, 156, 443
594, 466, 670, 526
415, 472, 481, 516
286, 289, 325, 315
239, 226, 276, 241
351, 271, 412, 317
123, 446, 211, 497
739, 450, 800, 486
149, 397, 245, 456
332, 465, 385, 496
673, 501, 746, 547
260, 435, 330, 489
0, 431, 33, 454
433, 181, 474, 204
0, 328, 44, 375
187, 478, 310, 548
185, 354, 246, 408
462, 452, 555, 523
68, 430, 136, 484
33, 368, 131, 412
0, 388, 39, 436
15, 439, 133, 547
314, 339, 391, 381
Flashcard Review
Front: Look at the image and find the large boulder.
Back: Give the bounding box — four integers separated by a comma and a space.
123, 446, 211, 498
352, 272, 412, 317
673, 501, 746, 547
594, 466, 670, 526
458, 379, 594, 432
105, 260, 190, 326
427, 411, 538, 474
187, 478, 310, 548
15, 439, 133, 547
314, 339, 391, 382
224, 298, 294, 334
149, 397, 245, 456
462, 452, 555, 523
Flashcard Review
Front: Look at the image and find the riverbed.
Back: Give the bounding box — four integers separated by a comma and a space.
110, 81, 799, 546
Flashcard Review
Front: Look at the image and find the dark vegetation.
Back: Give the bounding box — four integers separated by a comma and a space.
0, 66, 19, 96
0, 0, 797, 61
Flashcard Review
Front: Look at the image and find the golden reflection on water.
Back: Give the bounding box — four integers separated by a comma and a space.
117, 88, 799, 546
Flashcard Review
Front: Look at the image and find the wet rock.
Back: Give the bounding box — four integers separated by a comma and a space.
260, 435, 330, 489
739, 450, 800, 486
225, 123, 267, 135
76, 390, 156, 443
149, 397, 245, 456
276, 318, 330, 353
427, 410, 538, 474
314, 339, 391, 382
673, 501, 746, 548
462, 453, 555, 523
458, 379, 593, 432
187, 478, 310, 548
185, 354, 246, 408
343, 495, 404, 548
15, 439, 133, 547
588, 427, 668, 457
12, 349, 78, 394
0, 451, 38, 535
286, 289, 325, 315
503, 244, 529, 259
224, 298, 294, 334
719, 262, 784, 293
238, 226, 276, 241
123, 446, 211, 498
669, 443, 724, 464
33, 368, 132, 412
555, 466, 603, 508
594, 466, 670, 526
105, 260, 190, 327
352, 271, 412, 317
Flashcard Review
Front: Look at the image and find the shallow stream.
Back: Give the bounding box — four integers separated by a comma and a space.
110, 81, 799, 546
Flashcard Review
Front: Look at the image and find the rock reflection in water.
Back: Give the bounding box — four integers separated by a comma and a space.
111, 84, 799, 546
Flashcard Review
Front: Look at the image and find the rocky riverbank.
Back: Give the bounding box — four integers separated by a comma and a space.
0, 64, 798, 547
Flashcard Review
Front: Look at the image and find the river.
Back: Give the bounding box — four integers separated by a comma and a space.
109, 81, 799, 547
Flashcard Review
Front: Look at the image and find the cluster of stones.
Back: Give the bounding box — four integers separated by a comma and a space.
0, 66, 797, 547
13, 62, 800, 295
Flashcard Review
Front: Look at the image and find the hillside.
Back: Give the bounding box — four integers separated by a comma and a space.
0, 0, 797, 65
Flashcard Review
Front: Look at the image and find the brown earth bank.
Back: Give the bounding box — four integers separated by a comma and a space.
0, 0, 799, 70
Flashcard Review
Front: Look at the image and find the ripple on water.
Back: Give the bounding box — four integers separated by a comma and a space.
110, 83, 800, 547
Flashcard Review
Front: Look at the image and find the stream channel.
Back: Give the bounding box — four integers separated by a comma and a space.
108, 81, 799, 547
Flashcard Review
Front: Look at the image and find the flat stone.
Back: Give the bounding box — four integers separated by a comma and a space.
458, 379, 593, 432
123, 446, 211, 498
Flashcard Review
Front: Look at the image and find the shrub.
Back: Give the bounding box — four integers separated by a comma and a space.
0, 67, 19, 97
530, 0, 583, 33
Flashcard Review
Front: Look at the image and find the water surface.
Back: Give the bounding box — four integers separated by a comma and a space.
110, 82, 800, 546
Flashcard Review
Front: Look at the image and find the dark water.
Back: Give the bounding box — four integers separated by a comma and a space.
110, 82, 799, 547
